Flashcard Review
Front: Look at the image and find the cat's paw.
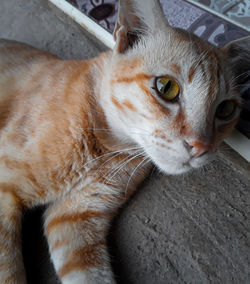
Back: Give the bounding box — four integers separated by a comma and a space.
61, 267, 116, 284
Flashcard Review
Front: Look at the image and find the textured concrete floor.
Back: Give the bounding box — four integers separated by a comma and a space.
1, 1, 250, 283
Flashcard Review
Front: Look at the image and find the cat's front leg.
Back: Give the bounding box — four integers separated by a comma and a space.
44, 192, 117, 284
0, 185, 27, 284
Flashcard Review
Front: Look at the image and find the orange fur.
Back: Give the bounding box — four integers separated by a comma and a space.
0, 0, 244, 279
0, 40, 152, 283
46, 211, 113, 234
170, 63, 181, 75
188, 64, 196, 83
58, 241, 105, 278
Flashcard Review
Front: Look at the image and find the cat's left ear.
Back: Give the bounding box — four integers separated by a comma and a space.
113, 0, 168, 53
221, 36, 250, 85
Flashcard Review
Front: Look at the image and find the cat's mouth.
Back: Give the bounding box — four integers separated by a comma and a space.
147, 148, 214, 175
189, 151, 215, 168
165, 155, 211, 174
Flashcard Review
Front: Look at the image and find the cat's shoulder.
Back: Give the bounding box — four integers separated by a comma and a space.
0, 38, 58, 65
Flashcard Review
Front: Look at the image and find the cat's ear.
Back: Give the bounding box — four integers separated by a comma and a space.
221, 36, 250, 86
113, 0, 168, 53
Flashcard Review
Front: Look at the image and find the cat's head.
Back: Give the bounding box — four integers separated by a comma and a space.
100, 0, 250, 174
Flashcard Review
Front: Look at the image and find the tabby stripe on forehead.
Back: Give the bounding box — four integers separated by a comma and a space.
170, 64, 181, 75
207, 63, 216, 100
207, 54, 221, 101
188, 64, 197, 83
200, 61, 207, 81
215, 52, 227, 97
188, 57, 208, 84
193, 42, 214, 83
215, 54, 224, 100
225, 75, 230, 95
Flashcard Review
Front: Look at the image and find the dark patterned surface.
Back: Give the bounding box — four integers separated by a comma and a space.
189, 13, 249, 45
187, 0, 250, 30
66, 0, 249, 139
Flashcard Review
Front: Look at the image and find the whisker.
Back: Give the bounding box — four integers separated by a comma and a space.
82, 127, 152, 137
233, 71, 250, 81
105, 154, 143, 183
81, 146, 143, 170
95, 148, 143, 173
105, 151, 147, 184
124, 156, 151, 197
149, 165, 157, 179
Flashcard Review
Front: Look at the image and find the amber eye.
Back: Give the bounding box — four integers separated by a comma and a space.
155, 77, 180, 101
216, 100, 236, 120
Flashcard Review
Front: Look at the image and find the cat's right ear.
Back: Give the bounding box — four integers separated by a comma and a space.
113, 0, 168, 53
221, 36, 250, 86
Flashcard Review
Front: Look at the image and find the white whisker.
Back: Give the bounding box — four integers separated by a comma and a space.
124, 156, 151, 197
105, 151, 147, 184
81, 146, 143, 170
95, 148, 143, 173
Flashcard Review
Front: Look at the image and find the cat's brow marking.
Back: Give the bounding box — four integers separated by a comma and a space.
207, 56, 221, 101
170, 64, 181, 75
188, 64, 197, 83
112, 73, 153, 84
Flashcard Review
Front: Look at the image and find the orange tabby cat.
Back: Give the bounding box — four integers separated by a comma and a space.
0, 0, 249, 283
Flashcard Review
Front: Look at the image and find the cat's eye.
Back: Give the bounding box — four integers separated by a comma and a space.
216, 100, 236, 120
155, 77, 180, 102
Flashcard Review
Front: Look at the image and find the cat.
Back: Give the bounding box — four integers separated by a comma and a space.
0, 0, 249, 283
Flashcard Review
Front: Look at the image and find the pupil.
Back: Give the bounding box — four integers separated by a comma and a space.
163, 80, 171, 93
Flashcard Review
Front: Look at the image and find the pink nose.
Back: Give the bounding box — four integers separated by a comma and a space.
186, 141, 211, 157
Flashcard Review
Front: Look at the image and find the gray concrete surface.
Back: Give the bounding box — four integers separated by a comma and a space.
1, 1, 250, 283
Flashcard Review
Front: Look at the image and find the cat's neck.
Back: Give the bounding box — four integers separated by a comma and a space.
75, 52, 150, 194
88, 51, 137, 155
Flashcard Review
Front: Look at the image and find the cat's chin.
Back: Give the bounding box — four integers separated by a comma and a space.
156, 162, 192, 175
152, 153, 214, 175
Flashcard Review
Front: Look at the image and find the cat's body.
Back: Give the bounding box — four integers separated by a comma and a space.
0, 0, 249, 283
0, 39, 146, 205
0, 39, 150, 283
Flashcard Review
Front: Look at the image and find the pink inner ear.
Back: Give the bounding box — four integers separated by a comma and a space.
113, 0, 147, 54
114, 25, 129, 54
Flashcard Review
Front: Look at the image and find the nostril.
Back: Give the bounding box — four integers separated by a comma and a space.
188, 141, 211, 157
197, 150, 208, 157
184, 140, 194, 151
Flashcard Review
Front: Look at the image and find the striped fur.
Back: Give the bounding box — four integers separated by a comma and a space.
0, 0, 249, 283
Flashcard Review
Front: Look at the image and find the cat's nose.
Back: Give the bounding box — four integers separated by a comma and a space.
184, 140, 211, 157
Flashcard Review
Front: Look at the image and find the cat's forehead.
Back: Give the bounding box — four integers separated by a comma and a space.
134, 30, 217, 73
112, 28, 234, 103
129, 30, 232, 95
